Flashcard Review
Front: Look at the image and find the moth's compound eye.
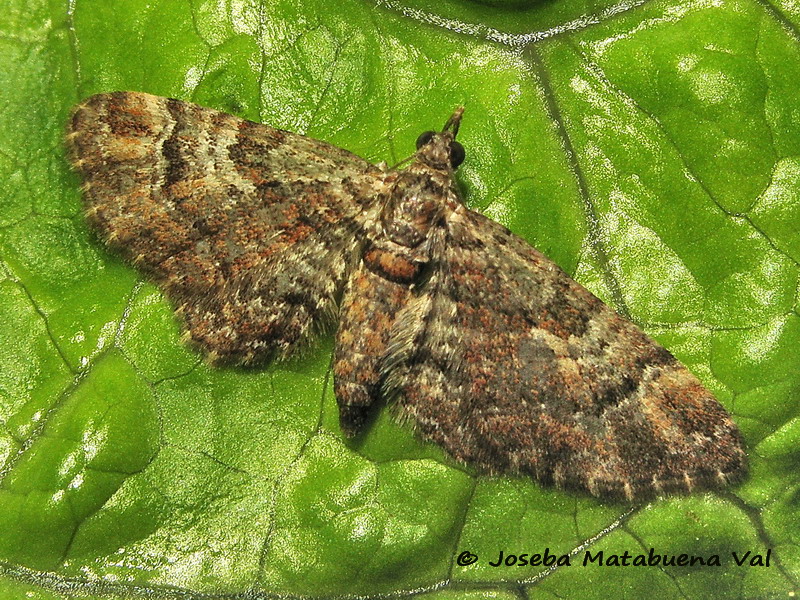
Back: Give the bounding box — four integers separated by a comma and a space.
449, 141, 465, 168
416, 130, 436, 149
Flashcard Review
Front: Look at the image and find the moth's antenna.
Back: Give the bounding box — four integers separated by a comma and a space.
389, 155, 416, 170
443, 107, 465, 137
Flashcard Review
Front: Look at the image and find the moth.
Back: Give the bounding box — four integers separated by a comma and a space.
67, 91, 747, 500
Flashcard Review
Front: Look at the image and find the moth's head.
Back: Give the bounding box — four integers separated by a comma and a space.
414, 107, 465, 172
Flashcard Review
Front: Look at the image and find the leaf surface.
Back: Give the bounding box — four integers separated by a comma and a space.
0, 0, 798, 597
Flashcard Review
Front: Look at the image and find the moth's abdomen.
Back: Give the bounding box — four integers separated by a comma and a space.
333, 175, 447, 435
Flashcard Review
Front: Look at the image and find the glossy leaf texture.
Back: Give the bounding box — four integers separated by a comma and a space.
0, 0, 798, 598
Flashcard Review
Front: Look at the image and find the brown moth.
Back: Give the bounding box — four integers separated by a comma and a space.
67, 92, 747, 500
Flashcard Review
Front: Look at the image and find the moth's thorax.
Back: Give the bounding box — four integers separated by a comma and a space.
360, 162, 456, 284
381, 164, 453, 248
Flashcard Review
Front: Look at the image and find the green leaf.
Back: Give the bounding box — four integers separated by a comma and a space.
0, 0, 798, 598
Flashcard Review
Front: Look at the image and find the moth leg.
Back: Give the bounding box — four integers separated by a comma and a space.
333, 261, 413, 436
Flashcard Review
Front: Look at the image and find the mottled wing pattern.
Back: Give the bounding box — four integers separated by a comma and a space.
386, 207, 747, 500
68, 92, 384, 363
